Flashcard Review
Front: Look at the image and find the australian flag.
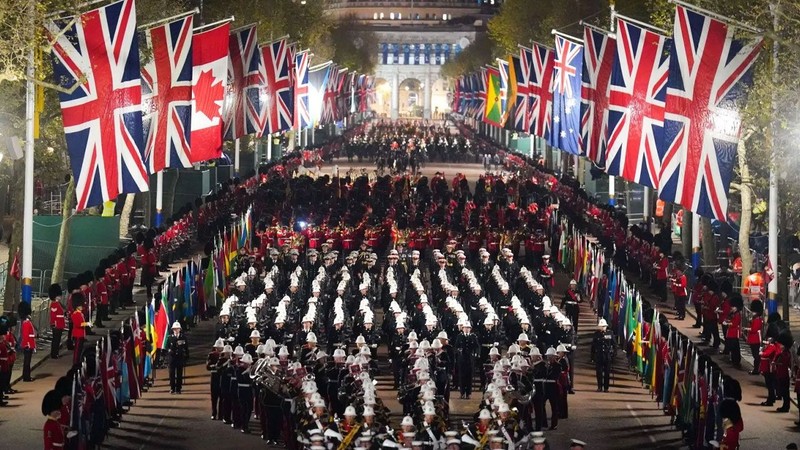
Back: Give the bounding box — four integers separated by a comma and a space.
550, 35, 584, 155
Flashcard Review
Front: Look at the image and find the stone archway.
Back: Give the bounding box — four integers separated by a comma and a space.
398, 77, 423, 118
373, 66, 441, 120
372, 77, 390, 118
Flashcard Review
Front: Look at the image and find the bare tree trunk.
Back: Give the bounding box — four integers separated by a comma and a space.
733, 138, 754, 280
51, 177, 75, 284
167, 170, 181, 219
681, 209, 692, 260
3, 160, 23, 311
701, 216, 716, 268
662, 202, 674, 231
119, 193, 135, 240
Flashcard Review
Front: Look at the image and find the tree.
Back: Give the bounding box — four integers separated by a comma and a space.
326, 17, 377, 74
440, 34, 496, 79
203, 0, 331, 55
0, 0, 190, 309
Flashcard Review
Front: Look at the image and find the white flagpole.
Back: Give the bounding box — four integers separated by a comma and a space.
155, 171, 164, 226
608, 2, 616, 207
234, 138, 241, 175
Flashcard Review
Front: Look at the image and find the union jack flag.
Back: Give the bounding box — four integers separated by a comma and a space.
47, 0, 149, 211
366, 75, 376, 109
308, 62, 331, 124
657, 5, 763, 220
606, 18, 671, 189
141, 15, 194, 173
580, 26, 615, 165
259, 38, 294, 135
528, 42, 555, 141
223, 25, 262, 140
473, 68, 487, 121
321, 65, 339, 124
452, 76, 461, 114
550, 35, 584, 155
336, 69, 351, 121
513, 49, 531, 132
294, 49, 311, 129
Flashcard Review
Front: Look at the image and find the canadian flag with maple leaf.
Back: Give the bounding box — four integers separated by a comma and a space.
189, 22, 230, 163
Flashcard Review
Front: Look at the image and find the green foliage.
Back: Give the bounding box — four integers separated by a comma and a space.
439, 34, 495, 80
326, 17, 377, 74
203, 0, 331, 56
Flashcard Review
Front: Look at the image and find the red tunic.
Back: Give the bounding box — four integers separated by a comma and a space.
71, 310, 86, 339
746, 316, 762, 345
21, 318, 35, 350
725, 311, 741, 339
49, 301, 66, 330
43, 417, 65, 450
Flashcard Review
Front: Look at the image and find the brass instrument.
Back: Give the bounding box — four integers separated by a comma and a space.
337, 423, 361, 450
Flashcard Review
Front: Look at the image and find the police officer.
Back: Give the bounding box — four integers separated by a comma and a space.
166, 321, 189, 394
590, 319, 614, 392
455, 321, 479, 399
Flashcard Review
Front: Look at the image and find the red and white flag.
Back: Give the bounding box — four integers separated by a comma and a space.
190, 22, 229, 163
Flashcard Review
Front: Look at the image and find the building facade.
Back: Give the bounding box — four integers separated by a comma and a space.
325, 0, 500, 119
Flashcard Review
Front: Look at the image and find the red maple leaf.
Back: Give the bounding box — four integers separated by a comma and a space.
194, 69, 224, 120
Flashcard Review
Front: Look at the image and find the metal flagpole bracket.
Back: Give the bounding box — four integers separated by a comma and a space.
194, 16, 235, 33
551, 29, 583, 44
138, 8, 200, 31
668, 0, 762, 34
614, 14, 668, 35
231, 22, 260, 34
522, 41, 554, 51
580, 21, 615, 39
45, 0, 108, 18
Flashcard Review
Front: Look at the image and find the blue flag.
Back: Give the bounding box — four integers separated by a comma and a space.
550, 35, 584, 155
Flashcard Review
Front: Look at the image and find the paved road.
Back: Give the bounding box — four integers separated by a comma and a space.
6, 161, 795, 449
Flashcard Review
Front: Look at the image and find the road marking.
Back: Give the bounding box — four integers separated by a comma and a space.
139, 398, 175, 450
627, 404, 657, 443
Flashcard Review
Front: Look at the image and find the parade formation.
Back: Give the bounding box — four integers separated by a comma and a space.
9, 119, 774, 450
0, 0, 796, 447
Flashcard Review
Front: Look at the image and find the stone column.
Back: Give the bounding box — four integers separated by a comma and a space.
391, 71, 399, 120
423, 72, 432, 120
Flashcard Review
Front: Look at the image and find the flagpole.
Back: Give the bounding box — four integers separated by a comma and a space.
194, 16, 235, 32
768, 1, 780, 315
550, 30, 582, 43
138, 8, 199, 30
614, 13, 667, 35
155, 171, 163, 226
607, 2, 617, 207
267, 134, 273, 162
22, 4, 35, 304
234, 139, 240, 175
668, 0, 762, 33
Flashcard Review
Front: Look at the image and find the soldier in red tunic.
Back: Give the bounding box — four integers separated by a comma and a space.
20, 302, 36, 382
42, 390, 65, 450
48, 283, 66, 359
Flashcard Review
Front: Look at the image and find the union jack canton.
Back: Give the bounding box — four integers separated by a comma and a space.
47, 0, 149, 211
260, 38, 294, 136
141, 15, 194, 173
657, 5, 763, 220
606, 18, 671, 189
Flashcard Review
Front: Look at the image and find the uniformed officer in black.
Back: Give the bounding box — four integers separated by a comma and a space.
590, 318, 615, 392
561, 280, 582, 332
166, 321, 189, 394
454, 321, 479, 399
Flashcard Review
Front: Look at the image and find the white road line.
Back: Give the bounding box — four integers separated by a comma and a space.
139, 398, 175, 450
627, 404, 657, 443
